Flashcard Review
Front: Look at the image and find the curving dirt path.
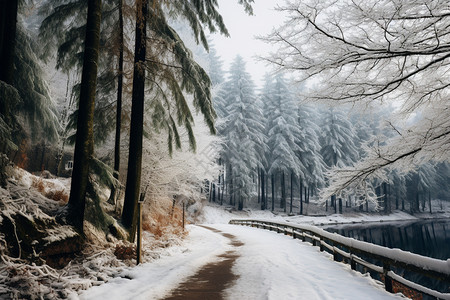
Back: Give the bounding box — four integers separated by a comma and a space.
163, 225, 243, 300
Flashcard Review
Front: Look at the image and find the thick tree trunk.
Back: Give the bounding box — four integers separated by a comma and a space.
122, 0, 148, 242
68, 0, 102, 233
109, 0, 124, 205
0, 0, 18, 84
0, 0, 18, 126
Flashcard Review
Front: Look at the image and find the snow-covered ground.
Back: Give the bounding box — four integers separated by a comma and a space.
198, 202, 450, 226
81, 224, 405, 300
80, 225, 232, 299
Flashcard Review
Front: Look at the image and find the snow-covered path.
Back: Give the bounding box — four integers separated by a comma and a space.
215, 224, 403, 300
81, 224, 405, 300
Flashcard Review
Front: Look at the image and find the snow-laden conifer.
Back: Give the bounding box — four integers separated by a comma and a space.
218, 56, 265, 210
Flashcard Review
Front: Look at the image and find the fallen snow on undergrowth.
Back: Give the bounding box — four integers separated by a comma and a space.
0, 167, 188, 299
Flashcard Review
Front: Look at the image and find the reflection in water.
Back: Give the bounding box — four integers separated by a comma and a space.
324, 219, 450, 295
324, 219, 450, 260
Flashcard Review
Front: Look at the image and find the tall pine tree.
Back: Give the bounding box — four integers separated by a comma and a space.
219, 56, 265, 210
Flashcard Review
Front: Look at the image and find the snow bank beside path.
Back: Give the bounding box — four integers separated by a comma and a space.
80, 226, 231, 300
212, 224, 405, 300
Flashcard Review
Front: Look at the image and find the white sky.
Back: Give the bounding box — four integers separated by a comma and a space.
210, 1, 286, 88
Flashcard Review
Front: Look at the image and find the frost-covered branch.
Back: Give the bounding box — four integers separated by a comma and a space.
263, 0, 450, 202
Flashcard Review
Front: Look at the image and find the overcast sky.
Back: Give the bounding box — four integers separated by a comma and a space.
210, 1, 285, 88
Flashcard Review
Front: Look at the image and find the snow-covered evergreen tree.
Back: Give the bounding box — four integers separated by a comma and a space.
218, 56, 265, 210
263, 74, 303, 210
296, 103, 326, 197
319, 107, 359, 169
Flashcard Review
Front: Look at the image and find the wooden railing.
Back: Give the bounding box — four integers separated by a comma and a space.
229, 219, 450, 300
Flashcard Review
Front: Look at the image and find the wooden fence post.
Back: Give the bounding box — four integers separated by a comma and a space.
383, 262, 393, 293
350, 253, 356, 270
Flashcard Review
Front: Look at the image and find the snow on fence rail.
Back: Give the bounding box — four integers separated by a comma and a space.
229, 219, 450, 300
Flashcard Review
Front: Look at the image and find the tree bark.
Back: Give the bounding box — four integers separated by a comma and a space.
109, 0, 124, 205
68, 0, 102, 233
122, 0, 148, 242
229, 166, 233, 206
281, 171, 285, 211
428, 190, 432, 214
0, 0, 18, 127
257, 168, 261, 203
289, 171, 293, 214
261, 168, 265, 210
0, 0, 18, 84
271, 173, 275, 211
299, 177, 303, 215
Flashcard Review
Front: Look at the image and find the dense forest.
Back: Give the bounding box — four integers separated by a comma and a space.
1, 0, 450, 298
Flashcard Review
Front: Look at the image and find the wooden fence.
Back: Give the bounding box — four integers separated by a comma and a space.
229, 219, 450, 300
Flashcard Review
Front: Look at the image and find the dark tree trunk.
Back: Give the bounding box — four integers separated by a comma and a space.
281, 171, 285, 211
218, 172, 221, 204
332, 195, 337, 214
396, 190, 399, 210
271, 173, 275, 211
212, 183, 216, 202
299, 177, 303, 215
428, 190, 432, 214
108, 0, 124, 205
261, 168, 265, 210
289, 171, 293, 214
0, 0, 18, 84
238, 191, 243, 210
122, 0, 148, 242
265, 172, 268, 208
229, 165, 233, 205
0, 0, 18, 126
257, 168, 261, 203
338, 198, 342, 214
221, 172, 225, 204
68, 0, 102, 233
383, 182, 389, 214
307, 186, 310, 203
